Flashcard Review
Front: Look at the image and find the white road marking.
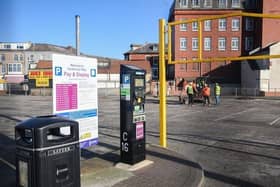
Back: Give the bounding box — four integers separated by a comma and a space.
214, 108, 255, 121
269, 116, 280, 126
167, 110, 204, 120
0, 158, 16, 170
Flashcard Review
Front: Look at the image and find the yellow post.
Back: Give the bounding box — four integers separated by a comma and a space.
198, 20, 202, 61
168, 24, 172, 64
159, 19, 167, 148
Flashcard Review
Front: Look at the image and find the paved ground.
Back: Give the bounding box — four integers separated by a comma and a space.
1, 95, 280, 186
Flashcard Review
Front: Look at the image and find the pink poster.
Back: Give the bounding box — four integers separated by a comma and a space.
136, 122, 144, 140
56, 84, 78, 111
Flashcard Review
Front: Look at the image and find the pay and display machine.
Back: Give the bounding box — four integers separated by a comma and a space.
120, 64, 146, 164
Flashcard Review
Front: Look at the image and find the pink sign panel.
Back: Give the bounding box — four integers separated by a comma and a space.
56, 84, 78, 111
136, 122, 144, 140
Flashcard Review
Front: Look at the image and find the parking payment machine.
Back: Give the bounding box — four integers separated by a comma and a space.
120, 64, 146, 164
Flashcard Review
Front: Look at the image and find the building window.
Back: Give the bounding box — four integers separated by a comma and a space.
245, 37, 254, 51
218, 19, 227, 31
180, 64, 186, 71
218, 37, 226, 51
28, 54, 34, 63
192, 62, 200, 71
180, 19, 187, 31
180, 0, 188, 7
231, 37, 239, 51
0, 54, 5, 61
204, 62, 211, 72
232, 0, 240, 8
204, 20, 211, 31
245, 0, 256, 9
218, 0, 227, 8
192, 21, 198, 31
245, 17, 254, 31
204, 0, 212, 7
204, 37, 211, 51
98, 62, 110, 68
20, 54, 24, 61
8, 63, 22, 73
179, 58, 188, 71
14, 54, 19, 61
2, 64, 6, 73
232, 18, 240, 31
17, 45, 24, 49
192, 38, 198, 51
4, 44, 11, 49
180, 38, 187, 50
192, 0, 200, 7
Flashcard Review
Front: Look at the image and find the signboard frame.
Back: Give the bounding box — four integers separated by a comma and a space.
52, 54, 98, 148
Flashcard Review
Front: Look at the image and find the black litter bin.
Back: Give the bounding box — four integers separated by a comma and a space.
15, 115, 80, 187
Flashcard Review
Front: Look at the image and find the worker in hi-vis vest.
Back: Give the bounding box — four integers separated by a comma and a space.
186, 82, 194, 106
214, 83, 221, 105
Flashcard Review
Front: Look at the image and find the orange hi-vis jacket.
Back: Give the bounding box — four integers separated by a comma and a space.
202, 87, 210, 96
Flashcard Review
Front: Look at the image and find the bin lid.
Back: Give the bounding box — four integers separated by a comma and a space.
17, 115, 77, 129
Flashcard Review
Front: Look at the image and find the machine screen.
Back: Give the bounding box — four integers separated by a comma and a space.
135, 79, 144, 87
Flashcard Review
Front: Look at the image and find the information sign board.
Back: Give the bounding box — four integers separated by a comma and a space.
52, 54, 98, 148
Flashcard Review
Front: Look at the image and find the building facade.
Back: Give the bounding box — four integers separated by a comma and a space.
168, 0, 280, 86
0, 42, 116, 84
0, 42, 32, 83
168, 0, 245, 83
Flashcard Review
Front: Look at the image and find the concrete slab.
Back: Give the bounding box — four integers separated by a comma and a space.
81, 167, 134, 187
115, 160, 154, 171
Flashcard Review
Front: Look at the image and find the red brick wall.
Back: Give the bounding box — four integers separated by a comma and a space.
128, 53, 148, 61
262, 0, 280, 47
172, 10, 242, 81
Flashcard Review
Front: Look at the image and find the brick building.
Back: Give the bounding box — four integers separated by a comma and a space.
168, 0, 245, 84
168, 0, 280, 85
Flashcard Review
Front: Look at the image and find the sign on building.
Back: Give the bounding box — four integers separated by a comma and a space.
29, 70, 52, 88
52, 54, 98, 148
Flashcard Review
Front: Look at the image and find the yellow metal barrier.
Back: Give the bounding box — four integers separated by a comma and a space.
159, 12, 280, 148
167, 12, 280, 64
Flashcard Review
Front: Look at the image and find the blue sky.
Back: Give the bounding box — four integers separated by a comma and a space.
0, 0, 173, 59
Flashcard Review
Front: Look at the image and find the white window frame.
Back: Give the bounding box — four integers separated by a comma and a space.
231, 37, 239, 51
232, 18, 240, 31
192, 21, 198, 31
218, 0, 227, 8
8, 63, 22, 74
232, 0, 240, 8
19, 54, 24, 61
219, 19, 227, 31
245, 17, 254, 31
245, 37, 254, 51
204, 37, 211, 51
218, 37, 226, 51
192, 38, 198, 51
180, 19, 187, 31
204, 0, 212, 7
180, 0, 188, 7
192, 0, 200, 7
180, 38, 187, 51
14, 54, 19, 61
204, 20, 211, 31
1, 64, 6, 73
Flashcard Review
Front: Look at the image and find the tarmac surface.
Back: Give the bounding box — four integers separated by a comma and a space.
1, 95, 280, 186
